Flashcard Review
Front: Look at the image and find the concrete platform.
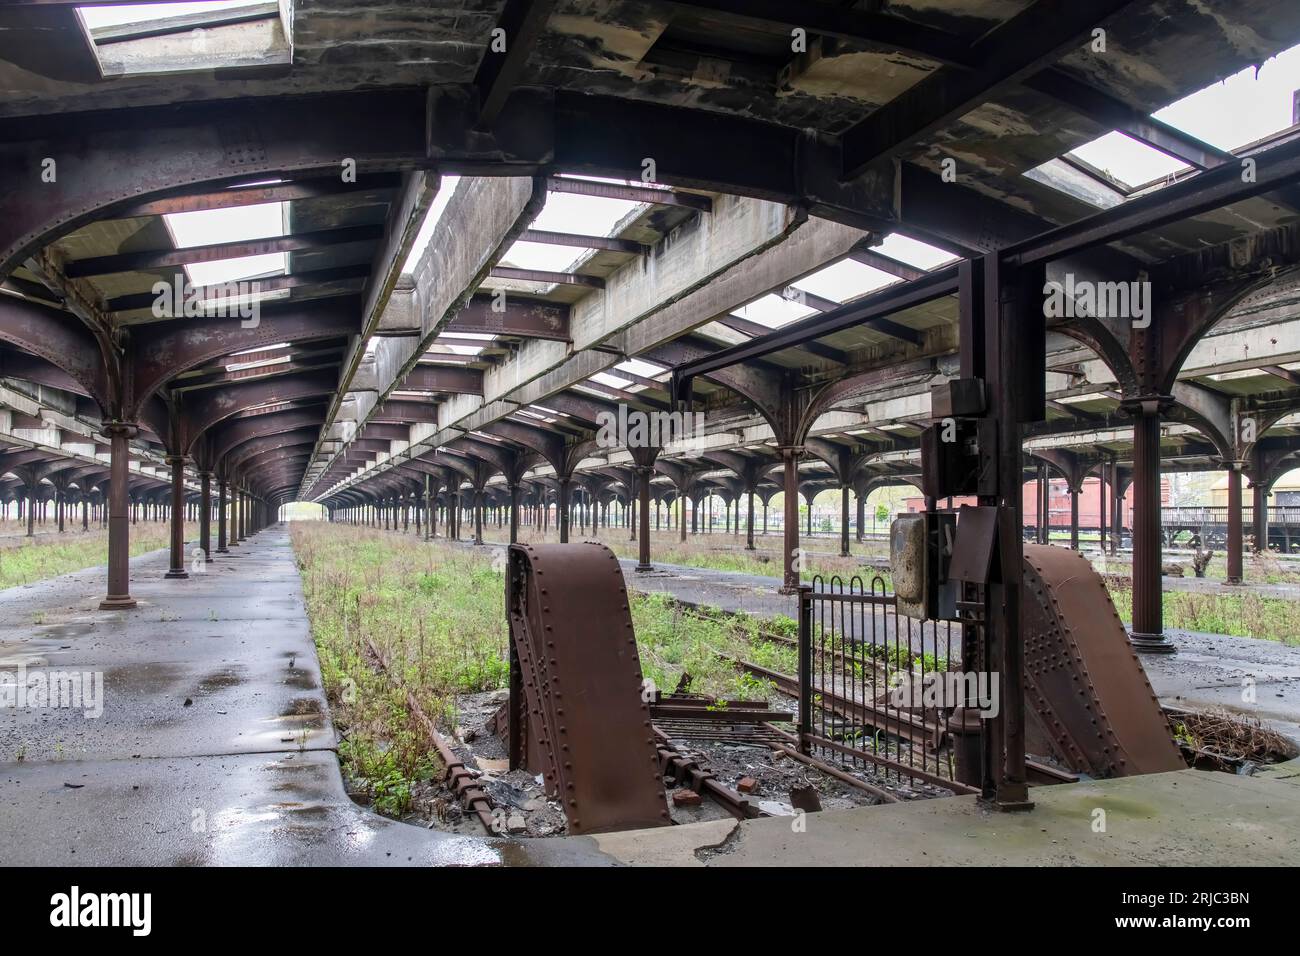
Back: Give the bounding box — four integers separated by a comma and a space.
593, 760, 1300, 867
3, 527, 1298, 868
0, 529, 610, 867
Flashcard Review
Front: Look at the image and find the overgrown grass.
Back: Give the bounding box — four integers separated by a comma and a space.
1108, 585, 1300, 645
289, 523, 792, 815
0, 521, 182, 592
476, 525, 893, 587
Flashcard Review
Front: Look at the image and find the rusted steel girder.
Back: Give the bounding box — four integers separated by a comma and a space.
506, 542, 671, 835
1022, 544, 1184, 777
127, 296, 362, 416
181, 370, 339, 453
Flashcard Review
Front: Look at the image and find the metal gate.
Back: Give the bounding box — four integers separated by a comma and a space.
796, 575, 978, 795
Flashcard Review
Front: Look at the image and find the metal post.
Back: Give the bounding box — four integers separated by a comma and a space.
1252, 474, 1268, 553
636, 465, 652, 572
558, 478, 570, 543
199, 471, 212, 562
164, 456, 189, 579
100, 422, 137, 610
1226, 463, 1243, 584
781, 447, 801, 592
1070, 487, 1079, 550
509, 483, 520, 544
840, 485, 850, 556
1128, 401, 1175, 653
746, 490, 755, 550
797, 583, 813, 755
217, 478, 228, 553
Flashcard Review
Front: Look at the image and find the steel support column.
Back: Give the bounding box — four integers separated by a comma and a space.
840, 485, 850, 556
1069, 488, 1079, 550
199, 472, 212, 562
216, 478, 228, 553
1127, 402, 1174, 653
558, 478, 570, 543
636, 466, 653, 572
780, 447, 801, 592
99, 423, 137, 610
1226, 463, 1244, 584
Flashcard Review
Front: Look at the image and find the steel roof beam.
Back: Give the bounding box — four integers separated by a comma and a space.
65, 225, 384, 279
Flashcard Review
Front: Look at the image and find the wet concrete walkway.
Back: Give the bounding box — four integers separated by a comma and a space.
0, 528, 606, 866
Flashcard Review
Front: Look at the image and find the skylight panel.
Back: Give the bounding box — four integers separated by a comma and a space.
164, 201, 286, 286
76, 2, 290, 78
225, 354, 289, 373
730, 293, 818, 330
1066, 131, 1191, 191
1023, 159, 1124, 209
793, 259, 899, 304
1155, 43, 1300, 152
591, 371, 634, 390
401, 175, 461, 274
439, 331, 497, 343
615, 358, 668, 380
873, 233, 958, 270
430, 343, 484, 356
532, 192, 641, 236
499, 240, 583, 274
78, 2, 241, 30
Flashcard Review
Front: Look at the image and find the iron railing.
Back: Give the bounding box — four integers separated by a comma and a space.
796, 575, 978, 796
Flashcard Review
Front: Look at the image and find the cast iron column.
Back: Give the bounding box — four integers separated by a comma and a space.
780, 446, 801, 592
100, 422, 137, 610
216, 478, 228, 553
746, 490, 756, 550
1099, 469, 1107, 552
509, 483, 520, 544
1252, 477, 1267, 554
165, 456, 188, 578
1127, 400, 1175, 653
558, 477, 570, 543
199, 471, 212, 562
636, 465, 652, 572
1069, 487, 1079, 550
839, 485, 850, 556
1225, 462, 1244, 584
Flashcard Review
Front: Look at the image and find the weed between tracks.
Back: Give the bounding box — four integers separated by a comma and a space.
290, 523, 790, 819
475, 525, 893, 587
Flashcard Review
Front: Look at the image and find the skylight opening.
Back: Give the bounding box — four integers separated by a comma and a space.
430, 343, 484, 357
76, 2, 291, 78
1155, 43, 1300, 152
225, 354, 289, 373
401, 175, 461, 274
1066, 131, 1191, 192
615, 358, 668, 380
590, 372, 635, 391
872, 233, 959, 270
730, 293, 818, 330
230, 341, 288, 357
499, 240, 584, 274
532, 191, 642, 237
163, 201, 287, 287
793, 259, 900, 305
195, 286, 290, 312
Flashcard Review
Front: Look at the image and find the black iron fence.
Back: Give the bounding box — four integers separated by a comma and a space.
796, 575, 978, 796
